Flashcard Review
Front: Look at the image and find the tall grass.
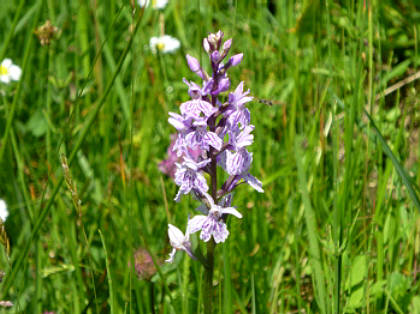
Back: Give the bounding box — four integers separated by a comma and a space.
0, 0, 419, 313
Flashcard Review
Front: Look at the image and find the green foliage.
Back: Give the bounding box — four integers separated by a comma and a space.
0, 0, 419, 313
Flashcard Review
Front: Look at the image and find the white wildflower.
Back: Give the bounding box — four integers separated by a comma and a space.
150, 35, 180, 54
138, 0, 168, 9
0, 59, 22, 84
0, 199, 8, 222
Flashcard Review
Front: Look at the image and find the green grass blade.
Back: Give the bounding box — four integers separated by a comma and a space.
99, 229, 116, 313
0, 0, 25, 62
363, 109, 420, 212
295, 137, 327, 314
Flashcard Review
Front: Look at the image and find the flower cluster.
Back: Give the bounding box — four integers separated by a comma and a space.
165, 31, 263, 263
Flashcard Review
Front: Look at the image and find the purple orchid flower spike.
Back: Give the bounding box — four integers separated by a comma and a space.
162, 31, 264, 311
165, 224, 196, 263
163, 32, 264, 295
188, 192, 242, 243
174, 157, 211, 201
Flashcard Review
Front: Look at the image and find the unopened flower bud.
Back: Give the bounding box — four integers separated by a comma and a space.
207, 30, 224, 50
229, 53, 243, 67
211, 51, 221, 63
203, 38, 211, 54
218, 77, 230, 92
186, 54, 200, 72
223, 39, 232, 52
215, 30, 224, 41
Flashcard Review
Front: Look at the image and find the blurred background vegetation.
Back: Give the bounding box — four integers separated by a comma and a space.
0, 0, 419, 313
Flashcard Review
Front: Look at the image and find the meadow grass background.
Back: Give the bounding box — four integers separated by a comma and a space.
0, 0, 420, 313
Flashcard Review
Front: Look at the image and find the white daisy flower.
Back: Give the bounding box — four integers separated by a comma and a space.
150, 35, 180, 54
138, 0, 168, 9
0, 59, 22, 84
0, 199, 8, 222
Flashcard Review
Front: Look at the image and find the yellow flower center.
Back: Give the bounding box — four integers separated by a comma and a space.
0, 65, 8, 76
156, 42, 165, 51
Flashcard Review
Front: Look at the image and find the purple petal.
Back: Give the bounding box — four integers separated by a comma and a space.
223, 38, 232, 51
244, 173, 264, 193
186, 54, 200, 72
211, 51, 221, 63
188, 215, 207, 233
180, 99, 216, 118
212, 221, 229, 243
229, 53, 243, 67
195, 174, 209, 194
200, 229, 212, 242
168, 112, 188, 131
236, 125, 254, 148
204, 131, 223, 151
226, 149, 252, 176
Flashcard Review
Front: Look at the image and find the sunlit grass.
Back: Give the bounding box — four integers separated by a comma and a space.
0, 0, 419, 313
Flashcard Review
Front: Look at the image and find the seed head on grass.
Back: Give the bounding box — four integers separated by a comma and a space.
34, 20, 59, 46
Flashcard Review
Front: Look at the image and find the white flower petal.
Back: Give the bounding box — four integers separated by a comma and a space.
138, 0, 168, 9
165, 248, 176, 263
0, 199, 8, 222
9, 65, 21, 81
1, 59, 12, 68
0, 76, 10, 84
201, 192, 215, 208
221, 206, 242, 219
187, 215, 207, 234
168, 224, 185, 248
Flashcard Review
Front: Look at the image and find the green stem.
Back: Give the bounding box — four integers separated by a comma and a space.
204, 240, 215, 314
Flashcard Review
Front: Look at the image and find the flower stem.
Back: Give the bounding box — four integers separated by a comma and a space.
204, 239, 215, 314
204, 131, 218, 313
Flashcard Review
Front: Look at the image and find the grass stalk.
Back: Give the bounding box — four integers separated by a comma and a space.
0, 9, 144, 298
